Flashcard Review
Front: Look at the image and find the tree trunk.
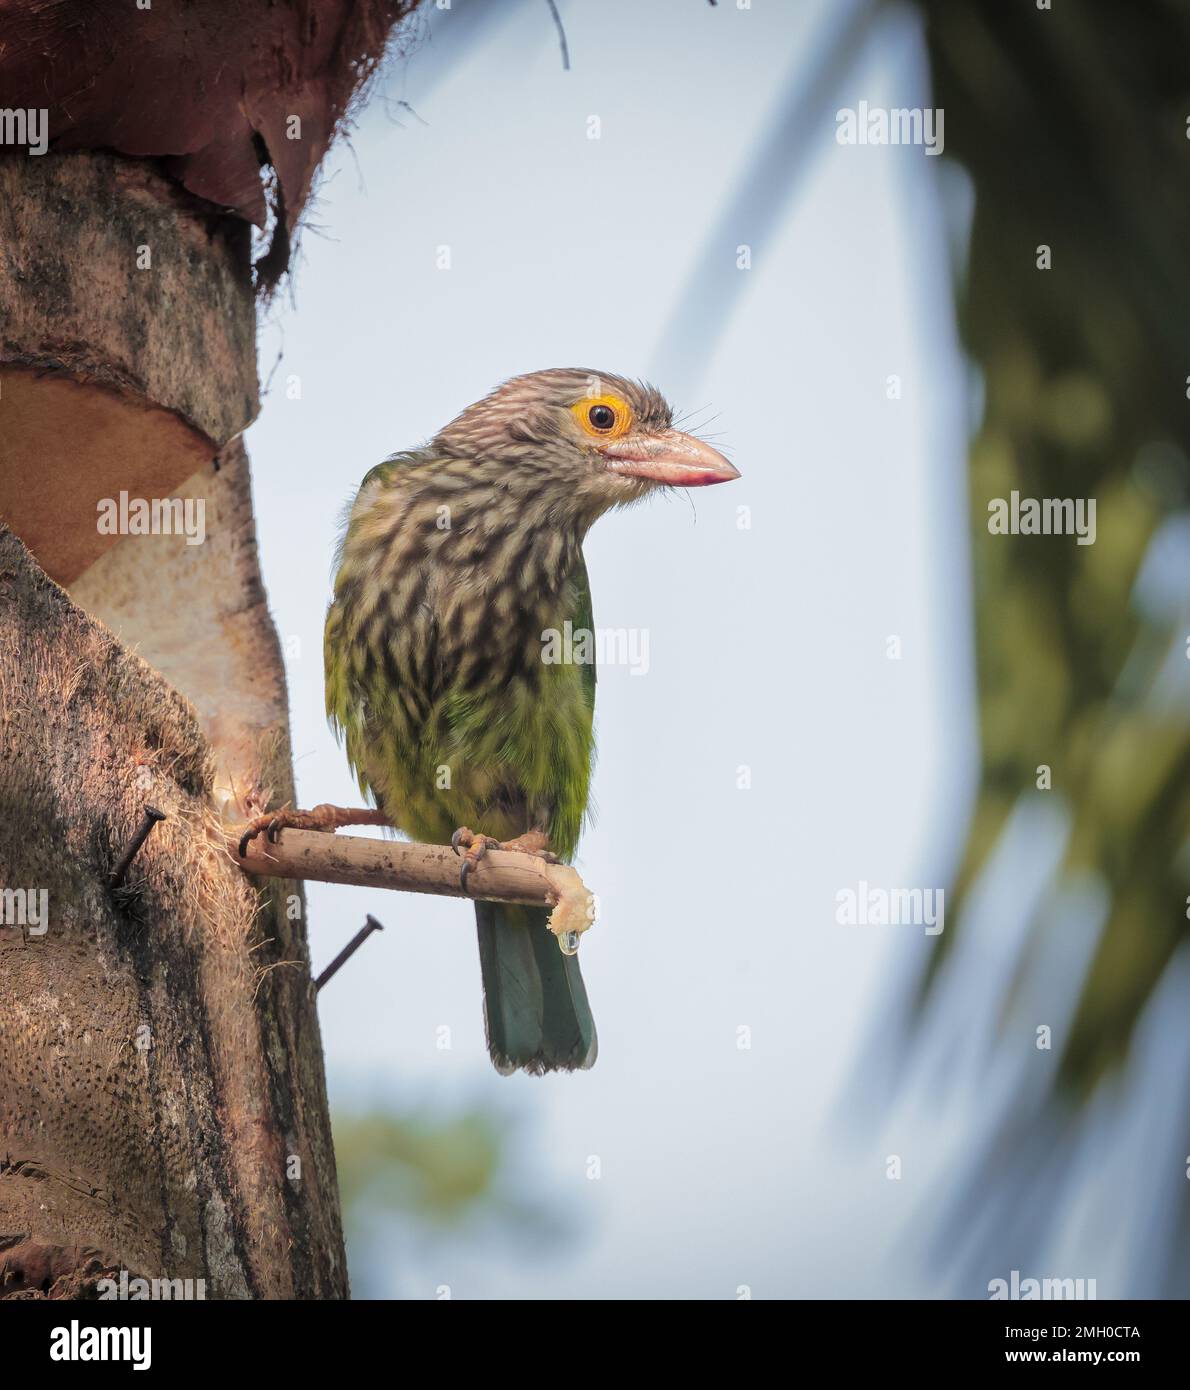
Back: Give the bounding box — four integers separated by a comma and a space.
0, 149, 346, 1299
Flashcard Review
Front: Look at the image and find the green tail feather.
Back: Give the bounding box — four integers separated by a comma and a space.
475, 901, 597, 1074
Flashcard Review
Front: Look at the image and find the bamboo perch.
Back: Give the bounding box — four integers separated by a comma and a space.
223, 827, 596, 949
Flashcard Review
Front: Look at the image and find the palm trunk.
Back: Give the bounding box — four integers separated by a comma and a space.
0, 149, 345, 1299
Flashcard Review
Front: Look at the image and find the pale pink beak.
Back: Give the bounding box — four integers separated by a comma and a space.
598, 428, 740, 487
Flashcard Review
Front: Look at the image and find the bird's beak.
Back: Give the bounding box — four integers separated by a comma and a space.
597, 428, 740, 487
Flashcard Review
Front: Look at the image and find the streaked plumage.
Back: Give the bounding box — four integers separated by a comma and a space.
324, 368, 737, 1073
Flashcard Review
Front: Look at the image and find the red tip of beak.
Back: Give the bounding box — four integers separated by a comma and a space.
599, 428, 740, 487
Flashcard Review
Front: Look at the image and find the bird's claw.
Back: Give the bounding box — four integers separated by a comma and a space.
236, 802, 382, 858
450, 827, 560, 894
451, 826, 502, 894
238, 810, 294, 859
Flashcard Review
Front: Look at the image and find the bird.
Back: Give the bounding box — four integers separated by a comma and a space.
242, 368, 739, 1073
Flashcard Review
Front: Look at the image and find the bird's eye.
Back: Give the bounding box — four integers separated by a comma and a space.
571, 392, 631, 439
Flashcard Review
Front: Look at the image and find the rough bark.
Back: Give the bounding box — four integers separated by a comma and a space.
0, 151, 257, 586
0, 148, 346, 1298
0, 528, 345, 1298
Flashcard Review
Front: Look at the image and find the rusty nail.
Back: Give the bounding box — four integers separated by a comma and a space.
110, 805, 166, 888
314, 914, 384, 992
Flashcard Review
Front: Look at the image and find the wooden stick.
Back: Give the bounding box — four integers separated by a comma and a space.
223, 827, 595, 944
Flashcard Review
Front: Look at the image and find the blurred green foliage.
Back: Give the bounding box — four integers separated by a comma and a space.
912, 0, 1190, 1290
333, 1101, 569, 1295
919, 0, 1190, 1093
335, 1106, 506, 1228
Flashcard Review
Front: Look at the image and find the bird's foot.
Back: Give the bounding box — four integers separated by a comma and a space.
237, 804, 394, 859
450, 827, 559, 894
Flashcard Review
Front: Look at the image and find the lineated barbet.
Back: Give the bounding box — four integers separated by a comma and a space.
247, 369, 738, 1074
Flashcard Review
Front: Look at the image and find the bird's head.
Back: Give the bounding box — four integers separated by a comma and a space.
432, 368, 739, 515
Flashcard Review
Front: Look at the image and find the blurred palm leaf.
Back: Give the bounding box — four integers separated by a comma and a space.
910, 0, 1190, 1290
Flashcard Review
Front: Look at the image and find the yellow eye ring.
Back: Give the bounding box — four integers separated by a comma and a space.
571, 394, 632, 440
